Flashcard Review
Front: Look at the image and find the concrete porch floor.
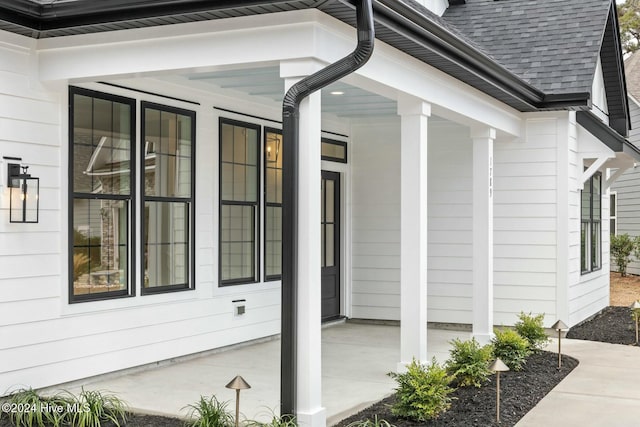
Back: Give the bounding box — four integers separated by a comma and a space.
67, 322, 467, 425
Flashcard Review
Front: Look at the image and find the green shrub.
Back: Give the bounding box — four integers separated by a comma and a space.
387, 358, 455, 422
6, 388, 74, 427
514, 312, 550, 351
183, 396, 234, 427
491, 329, 531, 371
69, 388, 128, 427
445, 338, 493, 388
612, 233, 635, 276
346, 415, 395, 427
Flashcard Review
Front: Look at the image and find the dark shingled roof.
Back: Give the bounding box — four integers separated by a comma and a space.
443, 0, 611, 95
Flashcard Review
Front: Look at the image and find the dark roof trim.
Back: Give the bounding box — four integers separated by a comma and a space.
576, 111, 640, 161
601, 2, 630, 137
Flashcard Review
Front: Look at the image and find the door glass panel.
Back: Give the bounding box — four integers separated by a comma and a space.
326, 224, 334, 267
321, 225, 325, 268
326, 180, 334, 223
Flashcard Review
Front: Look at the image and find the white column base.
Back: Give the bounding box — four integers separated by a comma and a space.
296, 407, 327, 427
471, 332, 495, 346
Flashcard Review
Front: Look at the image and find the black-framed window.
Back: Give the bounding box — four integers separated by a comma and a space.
220, 119, 260, 285
610, 192, 617, 236
321, 139, 347, 163
581, 172, 602, 274
264, 129, 283, 280
142, 102, 196, 293
70, 87, 135, 302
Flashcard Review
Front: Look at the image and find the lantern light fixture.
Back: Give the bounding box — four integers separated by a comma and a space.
5, 157, 39, 223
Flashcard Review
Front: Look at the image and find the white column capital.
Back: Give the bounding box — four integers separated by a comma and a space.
280, 59, 326, 80
397, 94, 431, 117
471, 126, 496, 141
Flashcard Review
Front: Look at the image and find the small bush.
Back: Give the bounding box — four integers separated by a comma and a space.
70, 388, 128, 427
612, 233, 635, 276
346, 415, 395, 427
184, 395, 234, 427
514, 312, 550, 351
445, 338, 493, 388
491, 328, 531, 371
388, 358, 455, 422
6, 388, 74, 427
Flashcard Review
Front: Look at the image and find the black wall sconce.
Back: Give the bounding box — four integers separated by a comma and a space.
5, 157, 39, 223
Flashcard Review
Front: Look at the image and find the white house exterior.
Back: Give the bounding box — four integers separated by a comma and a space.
0, 0, 637, 425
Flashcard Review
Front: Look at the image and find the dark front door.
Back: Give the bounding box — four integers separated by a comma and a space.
321, 171, 340, 321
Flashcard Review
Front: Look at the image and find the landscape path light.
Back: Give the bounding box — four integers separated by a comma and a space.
489, 358, 509, 424
552, 320, 568, 369
631, 301, 640, 344
226, 375, 251, 427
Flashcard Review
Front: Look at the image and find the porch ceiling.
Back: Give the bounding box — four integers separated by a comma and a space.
183, 65, 398, 118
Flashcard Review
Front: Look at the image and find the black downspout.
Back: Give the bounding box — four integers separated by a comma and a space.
280, 0, 374, 417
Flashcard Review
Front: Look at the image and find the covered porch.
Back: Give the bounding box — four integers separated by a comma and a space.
59, 322, 467, 424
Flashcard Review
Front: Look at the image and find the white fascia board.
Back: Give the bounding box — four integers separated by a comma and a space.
37, 9, 323, 82
0, 28, 37, 51
312, 13, 521, 137
36, 7, 522, 137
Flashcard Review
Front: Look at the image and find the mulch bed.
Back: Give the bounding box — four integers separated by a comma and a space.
566, 306, 639, 345
333, 351, 578, 427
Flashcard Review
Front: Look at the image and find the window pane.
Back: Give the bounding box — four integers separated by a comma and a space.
592, 221, 601, 270
220, 120, 259, 284
581, 221, 588, 273
72, 198, 128, 296
581, 189, 590, 221
221, 204, 255, 282
610, 194, 616, 217
144, 108, 192, 198
266, 206, 282, 277
321, 140, 347, 162
73, 94, 132, 196
144, 201, 189, 288
593, 180, 601, 221
222, 121, 258, 203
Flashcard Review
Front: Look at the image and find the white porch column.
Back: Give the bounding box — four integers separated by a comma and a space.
398, 95, 430, 369
471, 126, 496, 345
282, 60, 326, 427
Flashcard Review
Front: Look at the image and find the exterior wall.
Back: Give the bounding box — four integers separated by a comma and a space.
568, 113, 612, 326
611, 98, 640, 275
350, 118, 401, 320
0, 43, 295, 392
493, 116, 561, 326
426, 122, 473, 324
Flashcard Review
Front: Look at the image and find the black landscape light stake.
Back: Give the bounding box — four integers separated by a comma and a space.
226, 375, 251, 427
631, 301, 640, 344
489, 358, 509, 423
551, 320, 568, 369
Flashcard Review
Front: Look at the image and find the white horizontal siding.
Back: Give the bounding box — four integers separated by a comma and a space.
427, 122, 473, 324
492, 116, 560, 325
610, 100, 640, 275
568, 111, 610, 326
350, 119, 401, 320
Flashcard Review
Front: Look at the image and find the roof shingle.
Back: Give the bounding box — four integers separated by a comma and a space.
443, 0, 611, 95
